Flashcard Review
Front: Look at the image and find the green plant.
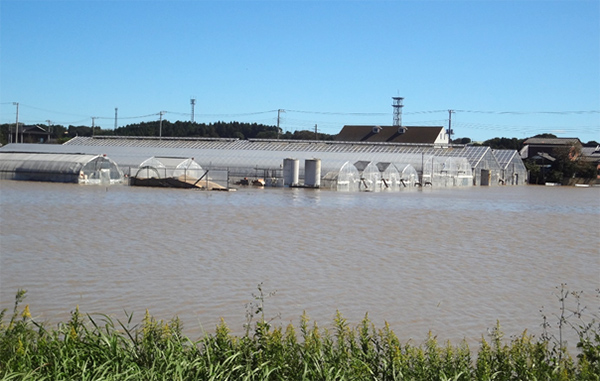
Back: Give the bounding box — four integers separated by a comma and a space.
2, 285, 599, 380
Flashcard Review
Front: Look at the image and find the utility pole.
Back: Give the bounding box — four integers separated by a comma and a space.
46, 120, 52, 142
277, 109, 285, 139
159, 111, 166, 139
115, 108, 118, 130
315, 124, 318, 141
190, 97, 196, 123
447, 109, 455, 144
91, 117, 98, 136
13, 102, 19, 143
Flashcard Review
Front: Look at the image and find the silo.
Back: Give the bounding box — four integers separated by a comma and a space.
304, 158, 321, 188
283, 158, 299, 187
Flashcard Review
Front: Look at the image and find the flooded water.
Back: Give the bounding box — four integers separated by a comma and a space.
1, 180, 599, 351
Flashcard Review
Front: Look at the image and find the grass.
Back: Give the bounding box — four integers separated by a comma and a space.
1, 285, 599, 380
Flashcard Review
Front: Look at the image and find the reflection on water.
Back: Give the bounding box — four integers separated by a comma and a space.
1, 180, 599, 350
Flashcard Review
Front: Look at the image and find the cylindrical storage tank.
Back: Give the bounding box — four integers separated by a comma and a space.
283, 158, 299, 187
304, 158, 321, 188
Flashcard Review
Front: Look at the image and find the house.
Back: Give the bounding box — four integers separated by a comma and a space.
335, 125, 449, 146
519, 137, 583, 161
581, 145, 600, 179
11, 125, 52, 144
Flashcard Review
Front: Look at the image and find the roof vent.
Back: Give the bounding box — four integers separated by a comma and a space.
398, 126, 407, 135
372, 126, 382, 134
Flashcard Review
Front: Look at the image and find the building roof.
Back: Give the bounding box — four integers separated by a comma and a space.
522, 137, 582, 146
492, 149, 519, 166
581, 146, 600, 163
0, 152, 114, 175
23, 125, 50, 135
335, 125, 445, 144
0, 136, 507, 175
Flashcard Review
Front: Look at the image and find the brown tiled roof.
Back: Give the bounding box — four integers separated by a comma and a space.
581, 146, 600, 162
335, 125, 444, 144
522, 138, 582, 146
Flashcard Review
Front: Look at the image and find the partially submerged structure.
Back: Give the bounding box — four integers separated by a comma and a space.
0, 136, 527, 190
130, 156, 217, 189
0, 152, 123, 184
394, 163, 419, 188
493, 149, 528, 185
321, 161, 360, 192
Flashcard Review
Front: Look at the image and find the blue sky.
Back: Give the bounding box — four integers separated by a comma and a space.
1, 0, 599, 143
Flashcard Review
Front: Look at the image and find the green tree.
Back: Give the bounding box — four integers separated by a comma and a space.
481, 137, 524, 150
452, 137, 471, 144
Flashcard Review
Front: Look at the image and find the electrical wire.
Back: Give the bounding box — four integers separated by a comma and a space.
455, 109, 600, 115
2, 103, 598, 138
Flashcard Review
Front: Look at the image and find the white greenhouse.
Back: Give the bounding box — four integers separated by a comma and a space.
354, 161, 382, 192
0, 152, 123, 184
0, 137, 528, 190
129, 156, 222, 189
321, 161, 360, 192
376, 162, 401, 191
421, 156, 444, 187
493, 149, 528, 185
440, 157, 473, 187
134, 157, 204, 182
394, 163, 419, 188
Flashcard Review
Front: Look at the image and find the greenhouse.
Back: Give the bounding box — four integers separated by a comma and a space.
493, 149, 528, 185
376, 162, 401, 191
0, 152, 123, 184
439, 157, 473, 187
133, 157, 203, 181
421, 155, 444, 186
321, 161, 360, 192
354, 161, 382, 192
0, 137, 526, 189
439, 146, 503, 186
129, 156, 222, 189
394, 163, 419, 188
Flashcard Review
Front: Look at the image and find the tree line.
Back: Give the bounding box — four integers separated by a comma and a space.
0, 121, 335, 145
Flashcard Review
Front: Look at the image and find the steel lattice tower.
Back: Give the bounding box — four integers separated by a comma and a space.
392, 97, 404, 127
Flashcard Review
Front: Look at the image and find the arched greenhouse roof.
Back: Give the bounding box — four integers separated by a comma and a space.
0, 152, 123, 183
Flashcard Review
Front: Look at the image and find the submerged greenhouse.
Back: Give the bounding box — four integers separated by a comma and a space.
129, 156, 227, 189
0, 136, 527, 190
376, 162, 401, 191
135, 157, 203, 180
493, 149, 528, 185
321, 161, 360, 192
354, 161, 381, 192
0, 152, 123, 184
394, 163, 419, 188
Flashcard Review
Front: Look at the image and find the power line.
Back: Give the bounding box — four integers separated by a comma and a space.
96, 113, 160, 120
285, 109, 388, 116
454, 109, 600, 115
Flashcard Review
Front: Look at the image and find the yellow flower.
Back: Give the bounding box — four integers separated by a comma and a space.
162, 322, 171, 338
16, 338, 24, 355
22, 305, 31, 319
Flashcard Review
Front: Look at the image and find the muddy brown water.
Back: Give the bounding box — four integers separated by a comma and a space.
1, 180, 598, 352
